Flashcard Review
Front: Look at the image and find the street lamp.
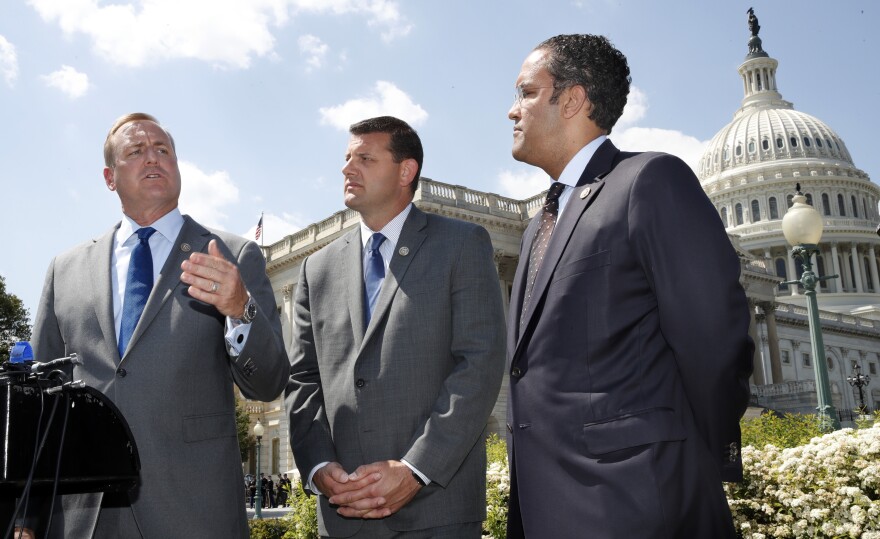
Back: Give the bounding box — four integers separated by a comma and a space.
253, 420, 264, 519
847, 364, 871, 416
781, 183, 840, 431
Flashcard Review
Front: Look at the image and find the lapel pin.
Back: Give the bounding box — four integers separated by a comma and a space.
180, 243, 191, 252
398, 246, 410, 256
579, 187, 591, 199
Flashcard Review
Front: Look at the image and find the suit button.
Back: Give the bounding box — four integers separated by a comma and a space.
355, 378, 365, 388
116, 368, 127, 378
511, 367, 522, 378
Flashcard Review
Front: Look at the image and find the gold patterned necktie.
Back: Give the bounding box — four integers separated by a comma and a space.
520, 182, 565, 326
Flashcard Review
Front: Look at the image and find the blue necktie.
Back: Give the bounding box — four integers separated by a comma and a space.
363, 232, 386, 325
118, 227, 156, 358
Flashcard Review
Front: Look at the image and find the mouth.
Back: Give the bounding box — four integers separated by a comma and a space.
144, 172, 162, 179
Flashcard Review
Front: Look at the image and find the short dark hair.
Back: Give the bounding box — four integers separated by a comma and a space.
535, 34, 631, 134
349, 116, 424, 192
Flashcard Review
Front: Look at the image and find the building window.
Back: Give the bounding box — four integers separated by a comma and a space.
736, 144, 742, 157
865, 259, 873, 291
790, 136, 798, 147
827, 356, 834, 370
803, 136, 811, 147
871, 363, 877, 375
776, 258, 788, 290
803, 353, 811, 367
787, 194, 794, 208
850, 256, 857, 288
806, 193, 813, 206
748, 141, 756, 154
776, 137, 784, 149
838, 194, 846, 216
821, 193, 831, 216
782, 350, 791, 364
271, 438, 280, 474
852, 195, 859, 218
751, 200, 761, 222
762, 139, 770, 151
720, 207, 728, 227
816, 138, 823, 147
735, 203, 744, 226
769, 197, 779, 219
723, 147, 729, 160
864, 199, 869, 220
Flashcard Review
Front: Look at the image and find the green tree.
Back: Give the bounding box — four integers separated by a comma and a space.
236, 398, 255, 461
0, 275, 32, 361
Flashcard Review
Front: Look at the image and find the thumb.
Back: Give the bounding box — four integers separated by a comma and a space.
208, 239, 225, 259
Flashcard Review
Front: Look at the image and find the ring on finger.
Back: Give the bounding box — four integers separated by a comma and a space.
211, 281, 219, 293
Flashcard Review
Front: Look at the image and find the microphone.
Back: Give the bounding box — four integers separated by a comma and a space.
30, 353, 82, 373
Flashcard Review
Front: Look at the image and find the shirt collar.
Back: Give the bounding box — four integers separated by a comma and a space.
116, 208, 185, 247
557, 135, 607, 187
359, 203, 413, 249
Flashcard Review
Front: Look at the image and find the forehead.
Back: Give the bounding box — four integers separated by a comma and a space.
347, 132, 392, 153
516, 49, 552, 86
115, 121, 172, 147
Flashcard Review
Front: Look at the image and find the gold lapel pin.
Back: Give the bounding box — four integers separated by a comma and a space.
399, 246, 410, 256
579, 187, 592, 199
180, 243, 191, 252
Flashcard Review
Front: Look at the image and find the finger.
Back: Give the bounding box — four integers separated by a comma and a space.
328, 485, 383, 506
358, 507, 394, 519
331, 495, 386, 511
207, 239, 229, 262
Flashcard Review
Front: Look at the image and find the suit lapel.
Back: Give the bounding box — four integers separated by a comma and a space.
121, 216, 207, 363
344, 229, 366, 351
92, 225, 122, 365
513, 139, 620, 358
360, 206, 427, 351
508, 215, 542, 345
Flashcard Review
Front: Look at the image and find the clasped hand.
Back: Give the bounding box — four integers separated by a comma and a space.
314, 460, 422, 519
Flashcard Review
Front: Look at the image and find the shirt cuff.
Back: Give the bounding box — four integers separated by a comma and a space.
307, 462, 330, 495
401, 458, 431, 486
224, 317, 252, 357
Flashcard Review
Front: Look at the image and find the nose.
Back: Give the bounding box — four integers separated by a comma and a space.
342, 157, 355, 177
508, 101, 520, 121
144, 146, 159, 164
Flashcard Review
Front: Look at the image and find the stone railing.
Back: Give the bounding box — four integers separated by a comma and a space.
771, 302, 880, 332
416, 178, 542, 218
751, 379, 816, 397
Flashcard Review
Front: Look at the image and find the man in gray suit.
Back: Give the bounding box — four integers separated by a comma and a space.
285, 116, 505, 538
505, 35, 753, 538
30, 112, 288, 537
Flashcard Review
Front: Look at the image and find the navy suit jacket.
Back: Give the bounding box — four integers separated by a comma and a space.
506, 140, 753, 538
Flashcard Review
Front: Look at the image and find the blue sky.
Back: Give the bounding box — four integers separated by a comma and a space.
1, 0, 876, 321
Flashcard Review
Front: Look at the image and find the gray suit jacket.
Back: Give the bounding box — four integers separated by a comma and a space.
285, 206, 505, 537
507, 140, 753, 539
32, 215, 288, 538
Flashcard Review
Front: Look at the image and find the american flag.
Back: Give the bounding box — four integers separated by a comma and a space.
255, 215, 263, 241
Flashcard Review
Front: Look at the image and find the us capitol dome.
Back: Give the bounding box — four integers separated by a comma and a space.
699, 12, 880, 318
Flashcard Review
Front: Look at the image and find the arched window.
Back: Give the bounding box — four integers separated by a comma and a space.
849, 256, 857, 289
748, 141, 755, 154
762, 139, 770, 151
864, 199, 870, 220
787, 194, 794, 208
821, 193, 831, 216
735, 203, 744, 226
851, 195, 859, 218
751, 200, 761, 222
769, 197, 779, 219
816, 138, 823, 148
838, 194, 846, 216
790, 136, 798, 147
865, 258, 874, 291
735, 144, 742, 157
720, 207, 728, 227
776, 258, 788, 290
806, 193, 813, 206
803, 136, 811, 147
776, 137, 784, 149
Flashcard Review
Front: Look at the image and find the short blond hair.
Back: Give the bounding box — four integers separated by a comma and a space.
103, 112, 176, 167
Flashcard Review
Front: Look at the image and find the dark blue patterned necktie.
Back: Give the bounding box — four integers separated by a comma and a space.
118, 227, 156, 358
520, 182, 565, 326
364, 232, 387, 325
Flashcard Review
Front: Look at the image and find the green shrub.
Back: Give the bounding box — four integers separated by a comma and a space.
740, 412, 825, 450
248, 517, 289, 539
483, 434, 509, 539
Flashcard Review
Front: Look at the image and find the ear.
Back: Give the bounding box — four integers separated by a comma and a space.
103, 167, 116, 191
399, 158, 418, 188
561, 85, 590, 120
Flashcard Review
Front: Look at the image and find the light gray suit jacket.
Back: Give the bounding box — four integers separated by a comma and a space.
285, 206, 505, 537
32, 215, 289, 538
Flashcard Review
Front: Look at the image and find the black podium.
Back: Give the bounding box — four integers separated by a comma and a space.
0, 380, 140, 498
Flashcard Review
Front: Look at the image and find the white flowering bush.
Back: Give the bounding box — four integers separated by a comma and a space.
726, 423, 880, 538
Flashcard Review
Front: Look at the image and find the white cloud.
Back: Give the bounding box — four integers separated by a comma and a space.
178, 161, 239, 230
243, 212, 304, 245
319, 81, 428, 131
0, 35, 18, 87
298, 34, 328, 71
495, 168, 552, 200
41, 65, 90, 99
616, 85, 648, 131
27, 0, 412, 69
610, 127, 708, 172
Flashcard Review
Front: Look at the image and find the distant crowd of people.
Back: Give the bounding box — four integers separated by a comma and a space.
246, 473, 292, 509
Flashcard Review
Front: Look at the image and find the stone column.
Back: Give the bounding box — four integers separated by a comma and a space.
830, 243, 842, 292
747, 301, 764, 385
761, 302, 783, 383
868, 245, 880, 292
851, 244, 864, 293
281, 284, 294, 351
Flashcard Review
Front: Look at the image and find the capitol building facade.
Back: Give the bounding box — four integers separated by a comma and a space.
242, 23, 880, 478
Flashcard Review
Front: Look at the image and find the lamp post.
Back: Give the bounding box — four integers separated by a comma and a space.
253, 420, 264, 519
781, 184, 840, 431
847, 364, 871, 416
